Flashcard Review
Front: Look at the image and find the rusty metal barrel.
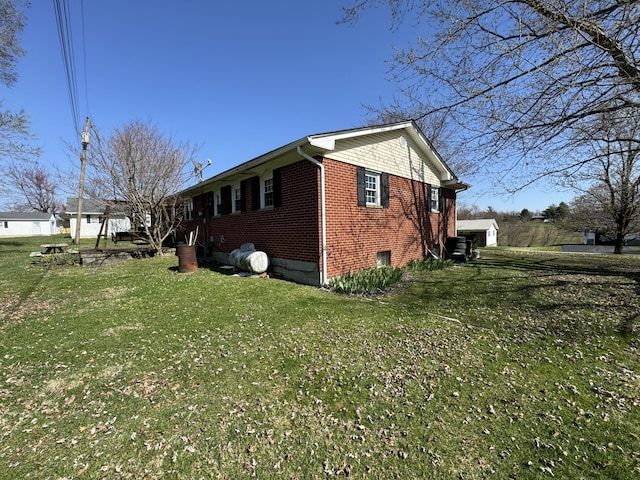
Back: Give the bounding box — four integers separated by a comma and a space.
176, 244, 197, 273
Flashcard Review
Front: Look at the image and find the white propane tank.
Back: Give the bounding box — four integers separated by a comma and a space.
229, 243, 269, 274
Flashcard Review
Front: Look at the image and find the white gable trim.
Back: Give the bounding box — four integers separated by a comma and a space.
308, 121, 453, 182
181, 121, 467, 196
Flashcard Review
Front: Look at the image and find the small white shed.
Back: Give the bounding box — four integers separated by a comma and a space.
457, 219, 499, 247
0, 212, 58, 237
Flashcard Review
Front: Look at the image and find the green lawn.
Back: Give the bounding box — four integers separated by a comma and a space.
498, 221, 582, 247
1, 237, 639, 479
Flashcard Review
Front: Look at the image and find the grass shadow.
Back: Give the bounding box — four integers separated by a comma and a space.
400, 250, 640, 340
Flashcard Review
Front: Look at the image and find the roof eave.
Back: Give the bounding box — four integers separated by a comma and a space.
443, 179, 471, 191
180, 120, 467, 195
182, 137, 327, 193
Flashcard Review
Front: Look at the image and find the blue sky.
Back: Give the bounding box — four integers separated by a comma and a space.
4, 0, 573, 212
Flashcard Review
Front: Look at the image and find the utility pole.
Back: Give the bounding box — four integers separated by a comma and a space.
74, 117, 90, 246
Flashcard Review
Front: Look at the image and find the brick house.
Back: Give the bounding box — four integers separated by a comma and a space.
178, 121, 468, 285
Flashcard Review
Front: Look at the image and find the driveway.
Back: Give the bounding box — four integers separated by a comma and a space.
561, 244, 640, 254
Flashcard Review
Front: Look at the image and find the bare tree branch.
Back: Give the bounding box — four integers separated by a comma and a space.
0, 1, 40, 186
0, 0, 26, 87
83, 120, 199, 255
342, 0, 640, 190
5, 161, 59, 213
561, 110, 640, 252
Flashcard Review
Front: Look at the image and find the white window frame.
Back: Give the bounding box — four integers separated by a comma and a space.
214, 191, 222, 216
262, 175, 274, 209
365, 171, 381, 207
429, 186, 440, 212
232, 184, 242, 213
184, 199, 194, 221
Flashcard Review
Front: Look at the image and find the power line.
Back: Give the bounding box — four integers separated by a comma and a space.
53, 0, 81, 135
80, 0, 90, 117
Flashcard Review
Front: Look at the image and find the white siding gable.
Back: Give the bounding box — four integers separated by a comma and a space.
324, 130, 445, 185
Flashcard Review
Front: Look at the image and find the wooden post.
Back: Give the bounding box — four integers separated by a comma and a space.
74, 117, 91, 246
95, 206, 110, 250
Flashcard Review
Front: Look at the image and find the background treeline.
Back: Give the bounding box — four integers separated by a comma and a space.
458, 201, 601, 247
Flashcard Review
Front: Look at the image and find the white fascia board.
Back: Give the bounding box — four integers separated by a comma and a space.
308, 121, 414, 148
404, 124, 454, 181
443, 179, 472, 191
180, 120, 465, 195
308, 136, 335, 150
310, 121, 456, 182
181, 137, 320, 195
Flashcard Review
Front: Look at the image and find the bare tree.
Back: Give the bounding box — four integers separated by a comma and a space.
5, 161, 59, 213
456, 202, 483, 220
561, 111, 640, 253
342, 0, 640, 189
0, 1, 38, 166
84, 120, 199, 255
563, 192, 613, 235
0, 0, 40, 209
0, 0, 26, 87
0, 106, 38, 164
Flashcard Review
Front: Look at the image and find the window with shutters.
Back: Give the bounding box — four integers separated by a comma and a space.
251, 169, 281, 210
357, 166, 389, 208
184, 199, 194, 221
233, 185, 242, 213
365, 172, 380, 206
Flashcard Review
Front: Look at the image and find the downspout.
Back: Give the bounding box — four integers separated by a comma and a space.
297, 146, 327, 286
454, 183, 469, 238
452, 183, 469, 258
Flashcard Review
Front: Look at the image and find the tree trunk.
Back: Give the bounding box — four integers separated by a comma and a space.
613, 232, 625, 254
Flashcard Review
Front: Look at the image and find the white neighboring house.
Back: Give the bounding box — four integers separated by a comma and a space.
65, 198, 131, 238
0, 212, 58, 237
457, 219, 499, 247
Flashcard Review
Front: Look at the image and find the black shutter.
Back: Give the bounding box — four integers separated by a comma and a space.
273, 168, 282, 208
240, 180, 247, 212
207, 192, 214, 217
357, 166, 366, 207
251, 176, 261, 210
221, 185, 232, 215
381, 173, 389, 208
197, 194, 206, 217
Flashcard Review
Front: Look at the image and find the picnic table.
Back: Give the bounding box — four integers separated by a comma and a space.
41, 243, 68, 254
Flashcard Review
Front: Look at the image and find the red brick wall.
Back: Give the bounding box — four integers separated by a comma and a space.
323, 159, 456, 278
185, 160, 321, 263
184, 157, 457, 281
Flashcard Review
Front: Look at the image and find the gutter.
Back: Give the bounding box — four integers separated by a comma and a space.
297, 145, 328, 286
447, 181, 470, 241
